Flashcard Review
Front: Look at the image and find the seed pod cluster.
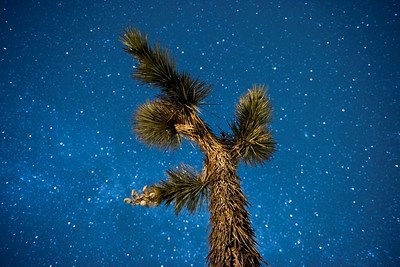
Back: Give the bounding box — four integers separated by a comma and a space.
124, 185, 158, 207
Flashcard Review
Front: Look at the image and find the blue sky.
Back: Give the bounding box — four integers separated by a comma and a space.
1, 1, 399, 266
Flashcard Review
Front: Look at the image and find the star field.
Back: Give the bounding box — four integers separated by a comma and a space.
1, 1, 399, 266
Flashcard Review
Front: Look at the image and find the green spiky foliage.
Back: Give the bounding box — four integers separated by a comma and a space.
152, 165, 209, 215
121, 28, 211, 108
122, 28, 275, 267
231, 86, 276, 166
134, 100, 181, 149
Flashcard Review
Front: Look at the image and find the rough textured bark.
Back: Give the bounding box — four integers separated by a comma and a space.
207, 153, 262, 266
175, 113, 263, 266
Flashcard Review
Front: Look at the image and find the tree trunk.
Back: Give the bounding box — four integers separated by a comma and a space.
206, 150, 263, 267
175, 112, 264, 266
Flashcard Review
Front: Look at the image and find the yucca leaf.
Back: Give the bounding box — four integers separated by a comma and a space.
164, 72, 211, 109
153, 165, 209, 215
134, 100, 181, 149
234, 85, 272, 132
121, 28, 210, 107
233, 128, 275, 166
121, 28, 151, 60
231, 85, 275, 165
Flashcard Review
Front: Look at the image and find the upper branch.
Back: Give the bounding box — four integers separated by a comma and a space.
121, 28, 211, 108
231, 85, 276, 166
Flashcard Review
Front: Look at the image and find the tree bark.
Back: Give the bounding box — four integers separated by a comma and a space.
176, 112, 263, 266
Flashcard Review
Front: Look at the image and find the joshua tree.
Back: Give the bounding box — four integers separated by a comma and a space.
121, 28, 275, 267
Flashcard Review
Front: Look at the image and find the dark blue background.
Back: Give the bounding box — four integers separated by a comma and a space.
1, 1, 399, 266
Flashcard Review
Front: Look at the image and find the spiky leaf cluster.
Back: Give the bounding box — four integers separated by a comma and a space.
121, 28, 210, 107
153, 165, 209, 215
231, 85, 275, 166
134, 100, 181, 149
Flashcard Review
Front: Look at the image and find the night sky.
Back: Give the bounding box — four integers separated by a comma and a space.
1, 1, 399, 266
